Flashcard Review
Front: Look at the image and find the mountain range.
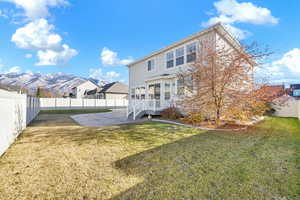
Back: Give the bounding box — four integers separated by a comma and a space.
0, 72, 103, 95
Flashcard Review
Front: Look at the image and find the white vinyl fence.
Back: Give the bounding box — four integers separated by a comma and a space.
40, 98, 128, 110
272, 97, 300, 120
0, 89, 40, 156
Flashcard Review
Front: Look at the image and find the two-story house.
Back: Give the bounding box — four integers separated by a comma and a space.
289, 84, 300, 97
85, 82, 129, 99
70, 80, 100, 99
127, 23, 243, 119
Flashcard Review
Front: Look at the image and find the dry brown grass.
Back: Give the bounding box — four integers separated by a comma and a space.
0, 114, 199, 200
0, 115, 299, 199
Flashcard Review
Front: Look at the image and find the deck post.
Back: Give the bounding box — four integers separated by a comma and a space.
133, 99, 136, 120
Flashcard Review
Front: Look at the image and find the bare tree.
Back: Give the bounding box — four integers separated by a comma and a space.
178, 34, 272, 124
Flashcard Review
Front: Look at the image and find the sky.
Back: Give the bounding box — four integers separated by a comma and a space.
0, 0, 299, 84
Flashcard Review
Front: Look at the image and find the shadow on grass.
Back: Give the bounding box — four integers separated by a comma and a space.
108, 118, 300, 200
19, 114, 300, 199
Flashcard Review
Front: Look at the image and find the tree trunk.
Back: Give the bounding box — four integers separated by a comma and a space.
216, 109, 220, 125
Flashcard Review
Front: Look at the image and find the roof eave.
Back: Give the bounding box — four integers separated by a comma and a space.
127, 23, 226, 67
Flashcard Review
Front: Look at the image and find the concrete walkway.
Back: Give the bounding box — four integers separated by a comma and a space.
71, 109, 145, 127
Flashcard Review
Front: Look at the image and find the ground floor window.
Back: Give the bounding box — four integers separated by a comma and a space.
140, 87, 146, 99
165, 83, 171, 100
177, 78, 185, 96
131, 88, 135, 99
148, 83, 160, 100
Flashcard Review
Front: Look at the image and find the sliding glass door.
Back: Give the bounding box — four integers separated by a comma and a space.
148, 83, 161, 107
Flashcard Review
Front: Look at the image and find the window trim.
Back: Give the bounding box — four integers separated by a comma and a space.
176, 47, 185, 66
166, 51, 174, 69
186, 42, 197, 63
164, 82, 171, 100
147, 59, 155, 72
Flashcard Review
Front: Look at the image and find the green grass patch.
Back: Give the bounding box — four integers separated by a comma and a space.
40, 108, 112, 114
0, 115, 299, 199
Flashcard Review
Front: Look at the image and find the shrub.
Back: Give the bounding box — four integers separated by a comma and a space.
161, 107, 182, 120
184, 112, 204, 125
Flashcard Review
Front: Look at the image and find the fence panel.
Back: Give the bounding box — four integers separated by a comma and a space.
0, 89, 40, 156
96, 99, 106, 107
84, 99, 96, 107
71, 99, 82, 107
40, 98, 128, 110
56, 98, 69, 107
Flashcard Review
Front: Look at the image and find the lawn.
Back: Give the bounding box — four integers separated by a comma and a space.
40, 108, 112, 114
0, 114, 299, 200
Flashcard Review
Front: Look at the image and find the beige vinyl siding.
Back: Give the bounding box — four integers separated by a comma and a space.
129, 31, 215, 90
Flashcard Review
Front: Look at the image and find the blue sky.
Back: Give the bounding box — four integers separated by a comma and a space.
0, 0, 299, 84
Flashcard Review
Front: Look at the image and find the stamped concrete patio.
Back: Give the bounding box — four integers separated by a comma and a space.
71, 109, 145, 127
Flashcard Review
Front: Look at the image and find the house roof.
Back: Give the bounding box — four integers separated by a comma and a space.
260, 85, 286, 101
99, 82, 128, 94
290, 84, 300, 89
85, 82, 129, 95
85, 88, 100, 95
127, 23, 242, 67
71, 79, 100, 89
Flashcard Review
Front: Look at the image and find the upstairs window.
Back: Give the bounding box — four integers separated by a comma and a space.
147, 59, 155, 71
176, 47, 184, 66
186, 43, 196, 63
166, 52, 174, 68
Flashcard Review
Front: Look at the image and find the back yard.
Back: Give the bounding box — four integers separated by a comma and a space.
0, 114, 299, 200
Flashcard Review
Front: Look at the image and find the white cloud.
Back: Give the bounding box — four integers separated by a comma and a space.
106, 71, 121, 80
11, 18, 62, 50
1, 0, 69, 20
272, 48, 300, 73
203, 0, 278, 40
36, 44, 77, 66
25, 53, 33, 58
25, 70, 33, 74
263, 48, 300, 84
101, 47, 133, 66
7, 66, 21, 73
11, 18, 77, 66
89, 68, 121, 82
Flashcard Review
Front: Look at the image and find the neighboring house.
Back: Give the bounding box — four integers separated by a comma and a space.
0, 84, 27, 94
70, 80, 100, 98
289, 84, 300, 97
127, 23, 245, 119
272, 95, 300, 119
259, 85, 286, 102
85, 82, 128, 99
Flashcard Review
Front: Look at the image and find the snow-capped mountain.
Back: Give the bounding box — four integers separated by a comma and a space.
0, 72, 90, 95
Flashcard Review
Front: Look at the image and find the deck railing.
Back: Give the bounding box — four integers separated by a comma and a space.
127, 99, 176, 120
